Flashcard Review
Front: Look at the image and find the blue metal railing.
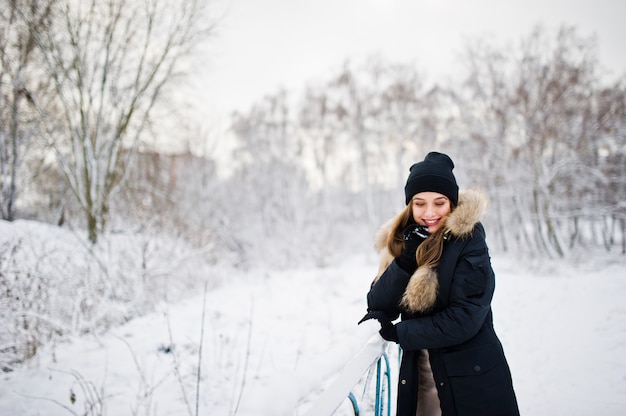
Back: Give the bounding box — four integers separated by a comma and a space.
347, 392, 360, 415
375, 353, 392, 416
338, 348, 393, 416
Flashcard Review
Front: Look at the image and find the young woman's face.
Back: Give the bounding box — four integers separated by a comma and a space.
410, 191, 452, 234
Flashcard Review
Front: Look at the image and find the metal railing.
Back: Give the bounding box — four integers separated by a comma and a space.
302, 335, 392, 415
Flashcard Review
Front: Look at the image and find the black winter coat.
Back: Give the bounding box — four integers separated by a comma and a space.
366, 190, 519, 416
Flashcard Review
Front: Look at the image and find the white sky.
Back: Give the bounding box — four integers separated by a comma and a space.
197, 0, 626, 117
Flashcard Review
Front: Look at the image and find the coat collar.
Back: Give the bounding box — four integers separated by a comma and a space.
374, 189, 489, 313
441, 188, 488, 239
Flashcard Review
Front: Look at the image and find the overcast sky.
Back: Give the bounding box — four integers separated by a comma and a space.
197, 0, 626, 117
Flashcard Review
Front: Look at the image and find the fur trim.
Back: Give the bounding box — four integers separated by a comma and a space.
373, 249, 394, 285
373, 217, 394, 285
373, 188, 488, 311
374, 217, 392, 253
444, 188, 488, 238
400, 266, 439, 312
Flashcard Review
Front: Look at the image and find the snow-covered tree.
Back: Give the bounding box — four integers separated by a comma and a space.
30, 0, 215, 243
0, 0, 57, 221
454, 25, 626, 257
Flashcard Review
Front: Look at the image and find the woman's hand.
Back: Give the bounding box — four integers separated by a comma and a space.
396, 224, 429, 273
358, 310, 399, 343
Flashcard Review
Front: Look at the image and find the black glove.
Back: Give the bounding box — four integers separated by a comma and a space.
358, 310, 399, 343
395, 224, 429, 273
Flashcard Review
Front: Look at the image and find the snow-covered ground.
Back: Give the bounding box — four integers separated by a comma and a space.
1, 248, 625, 415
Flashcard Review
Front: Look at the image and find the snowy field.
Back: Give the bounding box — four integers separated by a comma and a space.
1, 244, 625, 415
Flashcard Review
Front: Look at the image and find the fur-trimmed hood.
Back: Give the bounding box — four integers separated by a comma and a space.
373, 188, 488, 312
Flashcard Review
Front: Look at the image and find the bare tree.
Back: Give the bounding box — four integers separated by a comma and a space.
0, 0, 57, 221
454, 37, 521, 252
584, 82, 626, 253
230, 90, 318, 266
378, 62, 430, 187
31, 0, 215, 243
455, 25, 624, 257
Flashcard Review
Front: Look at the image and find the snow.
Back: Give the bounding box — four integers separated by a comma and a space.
1, 221, 626, 415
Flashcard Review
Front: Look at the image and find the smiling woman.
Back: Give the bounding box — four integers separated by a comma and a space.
360, 151, 519, 416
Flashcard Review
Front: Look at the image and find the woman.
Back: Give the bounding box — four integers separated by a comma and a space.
359, 152, 519, 416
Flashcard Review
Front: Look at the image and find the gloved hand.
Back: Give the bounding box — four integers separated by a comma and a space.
395, 223, 430, 273
358, 310, 399, 343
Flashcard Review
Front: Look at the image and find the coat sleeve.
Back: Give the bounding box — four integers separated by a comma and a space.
366, 260, 411, 320
396, 249, 495, 350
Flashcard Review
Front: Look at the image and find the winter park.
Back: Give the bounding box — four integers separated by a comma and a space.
1, 1, 626, 415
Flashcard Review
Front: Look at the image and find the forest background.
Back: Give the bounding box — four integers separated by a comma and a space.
1, 0, 625, 375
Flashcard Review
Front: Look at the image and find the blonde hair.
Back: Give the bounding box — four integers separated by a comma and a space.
386, 204, 413, 258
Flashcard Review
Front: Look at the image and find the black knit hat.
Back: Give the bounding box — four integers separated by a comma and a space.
404, 152, 459, 205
